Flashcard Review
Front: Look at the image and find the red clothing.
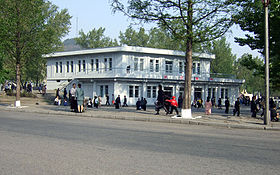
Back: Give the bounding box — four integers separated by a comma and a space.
166, 99, 178, 107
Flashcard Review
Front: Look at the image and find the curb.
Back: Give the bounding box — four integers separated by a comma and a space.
1, 107, 280, 131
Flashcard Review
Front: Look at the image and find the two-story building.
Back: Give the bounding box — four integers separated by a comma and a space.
45, 46, 244, 105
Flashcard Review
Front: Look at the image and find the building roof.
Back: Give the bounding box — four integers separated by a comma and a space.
44, 46, 215, 59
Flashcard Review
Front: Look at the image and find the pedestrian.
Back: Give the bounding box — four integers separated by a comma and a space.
98, 96, 102, 108
155, 85, 165, 115
178, 95, 183, 108
93, 96, 98, 108
270, 103, 279, 122
88, 98, 93, 108
115, 95, 121, 109
70, 83, 77, 112
112, 94, 115, 105
225, 97, 230, 114
42, 85, 46, 95
251, 96, 258, 118
76, 83, 84, 113
165, 96, 180, 118
140, 97, 147, 111
123, 95, 128, 107
136, 98, 141, 110
56, 88, 60, 98
205, 97, 212, 115
218, 98, 222, 109
105, 94, 110, 106
63, 88, 67, 100
233, 97, 240, 116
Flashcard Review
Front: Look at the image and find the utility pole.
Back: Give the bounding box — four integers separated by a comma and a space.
262, 0, 270, 125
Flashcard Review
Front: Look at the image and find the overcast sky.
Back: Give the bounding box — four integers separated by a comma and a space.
50, 0, 261, 59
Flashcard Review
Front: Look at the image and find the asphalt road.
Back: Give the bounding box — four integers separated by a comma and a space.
0, 111, 279, 175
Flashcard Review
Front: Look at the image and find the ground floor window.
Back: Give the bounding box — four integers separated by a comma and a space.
129, 86, 133, 97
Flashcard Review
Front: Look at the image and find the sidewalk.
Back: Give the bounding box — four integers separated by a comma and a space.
1, 96, 279, 131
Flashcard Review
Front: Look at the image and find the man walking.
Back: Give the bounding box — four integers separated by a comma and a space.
225, 97, 230, 114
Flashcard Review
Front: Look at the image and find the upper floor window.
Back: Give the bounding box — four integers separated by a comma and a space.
78, 60, 81, 72
150, 59, 154, 72
55, 62, 58, 73
71, 61, 73, 72
95, 59, 99, 71
140, 59, 144, 71
91, 59, 94, 71
192, 63, 196, 74
66, 61, 69, 73
179, 61, 183, 73
109, 58, 112, 71
197, 63, 200, 75
104, 58, 108, 71
155, 60, 159, 72
134, 58, 138, 71
165, 61, 173, 73
82, 60, 86, 72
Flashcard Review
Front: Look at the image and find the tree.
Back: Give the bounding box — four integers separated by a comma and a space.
0, 0, 71, 106
119, 26, 149, 46
75, 27, 119, 49
112, 0, 237, 118
210, 37, 236, 75
234, 54, 264, 94
234, 0, 280, 92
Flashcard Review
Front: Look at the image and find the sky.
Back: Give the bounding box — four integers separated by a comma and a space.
50, 0, 261, 59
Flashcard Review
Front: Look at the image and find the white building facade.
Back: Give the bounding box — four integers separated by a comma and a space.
46, 46, 244, 105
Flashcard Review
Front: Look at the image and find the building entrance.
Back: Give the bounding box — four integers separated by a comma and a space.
194, 88, 202, 100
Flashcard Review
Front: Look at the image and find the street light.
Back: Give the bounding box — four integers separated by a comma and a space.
262, 0, 270, 125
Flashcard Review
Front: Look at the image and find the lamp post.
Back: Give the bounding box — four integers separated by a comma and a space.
262, 0, 270, 125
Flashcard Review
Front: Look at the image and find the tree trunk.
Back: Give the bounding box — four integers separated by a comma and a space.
181, 0, 193, 118
16, 62, 21, 102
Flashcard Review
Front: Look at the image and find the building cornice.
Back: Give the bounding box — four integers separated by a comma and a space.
44, 46, 215, 59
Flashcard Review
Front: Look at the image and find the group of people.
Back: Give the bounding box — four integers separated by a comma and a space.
69, 83, 85, 113
136, 97, 147, 110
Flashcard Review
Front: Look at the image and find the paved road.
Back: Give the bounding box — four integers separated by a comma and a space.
0, 111, 279, 175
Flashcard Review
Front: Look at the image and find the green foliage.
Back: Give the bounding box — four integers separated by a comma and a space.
234, 54, 265, 94
210, 37, 236, 75
0, 0, 71, 86
75, 27, 119, 49
234, 0, 280, 91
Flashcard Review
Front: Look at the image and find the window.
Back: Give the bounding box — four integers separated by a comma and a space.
134, 58, 138, 71
221, 88, 224, 99
197, 63, 200, 75
109, 58, 112, 71
155, 60, 159, 72
100, 86, 104, 97
104, 58, 108, 71
55, 62, 58, 73
192, 63, 196, 74
225, 89, 228, 98
95, 59, 99, 71
71, 61, 73, 72
129, 86, 133, 98
91, 59, 94, 71
179, 61, 183, 73
140, 59, 144, 71
135, 86, 139, 98
165, 61, 173, 73
105, 85, 109, 96
152, 86, 157, 98
150, 59, 154, 72
83, 60, 86, 72
59, 62, 62, 73
66, 61, 69, 73
78, 60, 81, 72
147, 86, 151, 98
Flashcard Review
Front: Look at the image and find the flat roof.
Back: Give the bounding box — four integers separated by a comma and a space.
45, 46, 215, 59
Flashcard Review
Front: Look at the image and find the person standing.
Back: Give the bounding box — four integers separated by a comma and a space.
63, 88, 67, 100
218, 98, 222, 109
123, 95, 128, 107
70, 83, 77, 112
98, 96, 102, 108
155, 85, 165, 115
233, 98, 240, 116
205, 97, 212, 115
178, 95, 183, 108
56, 88, 60, 98
136, 98, 141, 110
225, 97, 230, 114
105, 94, 110, 106
76, 83, 84, 113
251, 96, 258, 118
270, 103, 279, 122
115, 95, 121, 109
141, 97, 147, 111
